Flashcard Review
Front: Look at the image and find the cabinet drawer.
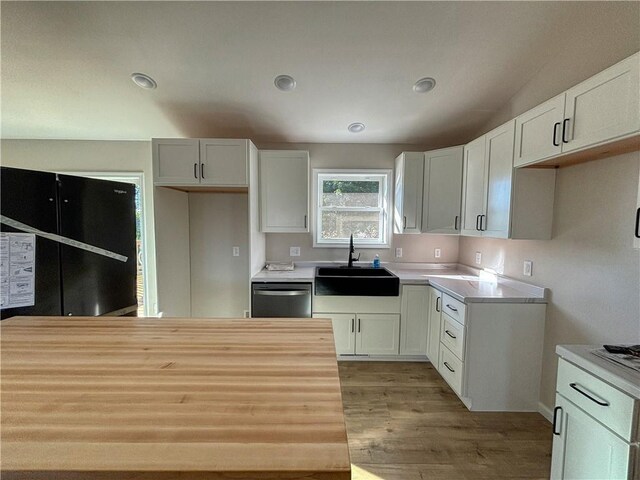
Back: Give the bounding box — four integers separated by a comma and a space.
439, 344, 464, 396
440, 313, 465, 361
557, 358, 638, 442
442, 294, 465, 324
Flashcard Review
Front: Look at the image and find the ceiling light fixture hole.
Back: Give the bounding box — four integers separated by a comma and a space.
413, 77, 436, 93
274, 75, 296, 92
131, 73, 157, 90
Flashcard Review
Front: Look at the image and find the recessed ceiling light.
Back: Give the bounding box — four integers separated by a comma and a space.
274, 74, 296, 92
348, 122, 366, 133
131, 73, 157, 89
413, 77, 436, 93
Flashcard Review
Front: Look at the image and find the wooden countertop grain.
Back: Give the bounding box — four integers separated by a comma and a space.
0, 316, 350, 480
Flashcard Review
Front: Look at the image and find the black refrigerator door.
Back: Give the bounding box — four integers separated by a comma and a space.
1, 167, 62, 319
57, 174, 137, 316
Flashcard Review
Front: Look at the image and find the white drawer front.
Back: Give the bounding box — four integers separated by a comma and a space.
557, 358, 638, 442
439, 344, 464, 396
440, 313, 465, 361
442, 293, 466, 325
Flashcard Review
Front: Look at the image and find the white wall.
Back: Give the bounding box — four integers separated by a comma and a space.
460, 152, 640, 411
0, 139, 158, 314
189, 192, 249, 317
258, 142, 460, 264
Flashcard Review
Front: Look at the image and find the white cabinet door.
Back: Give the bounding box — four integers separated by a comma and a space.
422, 146, 464, 234
563, 53, 640, 153
313, 313, 355, 355
513, 95, 565, 167
199, 139, 248, 186
461, 136, 486, 236
356, 314, 400, 355
259, 150, 309, 233
399, 285, 428, 355
483, 121, 515, 239
551, 394, 633, 480
152, 138, 200, 185
426, 287, 441, 367
394, 152, 424, 234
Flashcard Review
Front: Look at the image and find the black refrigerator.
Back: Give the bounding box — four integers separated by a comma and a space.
1, 167, 137, 319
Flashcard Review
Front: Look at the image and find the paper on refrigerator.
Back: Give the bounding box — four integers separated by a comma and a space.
0, 232, 36, 309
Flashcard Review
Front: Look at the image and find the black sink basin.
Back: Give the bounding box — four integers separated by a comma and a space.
315, 266, 399, 296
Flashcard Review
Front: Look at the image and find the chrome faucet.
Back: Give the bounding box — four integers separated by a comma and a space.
347, 234, 360, 268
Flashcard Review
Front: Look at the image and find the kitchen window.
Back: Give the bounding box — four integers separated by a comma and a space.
313, 169, 392, 247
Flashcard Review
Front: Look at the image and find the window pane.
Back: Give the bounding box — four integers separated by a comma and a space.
322, 179, 379, 207
321, 211, 380, 240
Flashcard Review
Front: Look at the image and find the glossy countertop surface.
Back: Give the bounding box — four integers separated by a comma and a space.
252, 262, 547, 304
557, 345, 640, 399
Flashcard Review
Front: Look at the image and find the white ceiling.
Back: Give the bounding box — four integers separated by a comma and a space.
2, 1, 638, 145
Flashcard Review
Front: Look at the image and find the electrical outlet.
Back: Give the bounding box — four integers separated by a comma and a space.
232, 246, 240, 257
475, 252, 482, 265
395, 247, 402, 258
523, 260, 533, 276
289, 246, 300, 257
434, 248, 441, 259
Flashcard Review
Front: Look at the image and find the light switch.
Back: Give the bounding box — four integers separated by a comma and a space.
395, 247, 403, 258
232, 246, 240, 257
523, 260, 533, 276
290, 246, 300, 257
434, 248, 441, 259
475, 252, 482, 265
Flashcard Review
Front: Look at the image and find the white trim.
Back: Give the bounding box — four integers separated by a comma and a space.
538, 400, 553, 423
58, 170, 150, 317
312, 168, 392, 248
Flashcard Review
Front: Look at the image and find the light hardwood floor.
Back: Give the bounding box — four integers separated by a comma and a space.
338, 361, 552, 480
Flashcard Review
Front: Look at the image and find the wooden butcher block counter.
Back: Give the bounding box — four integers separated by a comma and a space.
1, 317, 351, 480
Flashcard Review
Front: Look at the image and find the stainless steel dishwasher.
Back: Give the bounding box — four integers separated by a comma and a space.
251, 283, 312, 318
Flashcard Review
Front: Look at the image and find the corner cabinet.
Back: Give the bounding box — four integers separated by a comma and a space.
426, 287, 442, 364
394, 152, 424, 234
259, 150, 309, 233
152, 138, 249, 187
399, 285, 428, 356
422, 146, 464, 234
461, 120, 556, 240
515, 52, 640, 167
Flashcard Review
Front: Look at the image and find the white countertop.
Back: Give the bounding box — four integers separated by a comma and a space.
556, 345, 640, 399
251, 262, 547, 304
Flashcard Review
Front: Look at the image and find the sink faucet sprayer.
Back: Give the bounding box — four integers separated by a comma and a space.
348, 234, 360, 268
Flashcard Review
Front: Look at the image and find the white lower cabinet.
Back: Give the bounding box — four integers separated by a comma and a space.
399, 285, 428, 355
313, 310, 400, 356
551, 357, 639, 480
551, 394, 634, 480
426, 287, 442, 366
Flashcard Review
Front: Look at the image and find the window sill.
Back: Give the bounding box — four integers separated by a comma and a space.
312, 243, 390, 249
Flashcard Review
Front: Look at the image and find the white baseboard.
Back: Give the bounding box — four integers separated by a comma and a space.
538, 401, 553, 422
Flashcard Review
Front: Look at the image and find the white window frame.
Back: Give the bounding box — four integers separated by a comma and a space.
312, 169, 392, 248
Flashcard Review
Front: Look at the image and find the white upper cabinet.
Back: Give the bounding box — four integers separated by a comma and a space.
461, 120, 556, 240
563, 53, 640, 153
483, 121, 516, 238
259, 150, 309, 233
153, 138, 249, 187
422, 146, 464, 234
152, 139, 201, 186
394, 152, 424, 234
514, 95, 565, 167
514, 52, 640, 167
461, 136, 486, 236
199, 139, 249, 186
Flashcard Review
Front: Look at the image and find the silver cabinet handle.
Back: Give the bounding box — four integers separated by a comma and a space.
552, 406, 562, 435
435, 296, 441, 313
446, 304, 458, 312
194, 163, 198, 179
443, 361, 455, 373
569, 383, 610, 406
254, 290, 308, 296
445, 330, 456, 339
